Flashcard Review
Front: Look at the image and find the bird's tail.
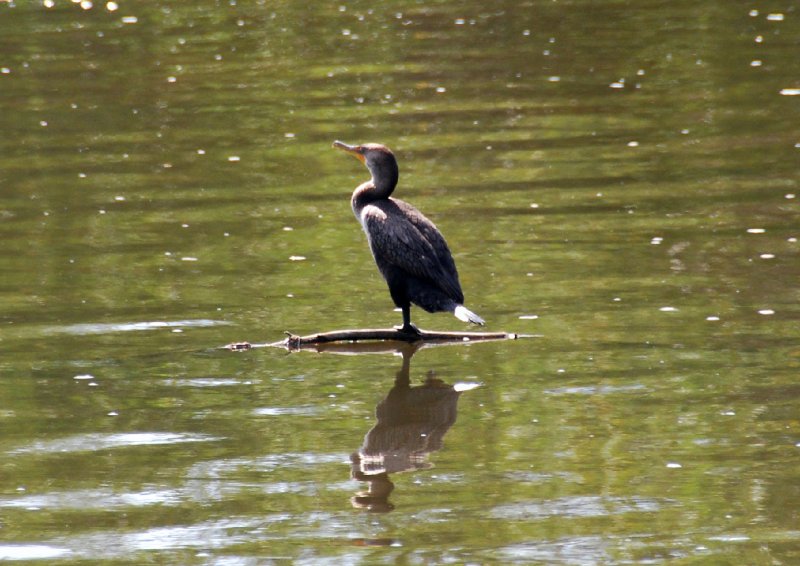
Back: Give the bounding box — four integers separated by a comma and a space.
454, 305, 485, 325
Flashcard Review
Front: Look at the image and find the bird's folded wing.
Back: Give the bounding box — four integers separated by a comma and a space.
363, 209, 462, 300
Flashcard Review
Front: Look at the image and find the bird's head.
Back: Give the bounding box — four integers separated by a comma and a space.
333, 141, 399, 193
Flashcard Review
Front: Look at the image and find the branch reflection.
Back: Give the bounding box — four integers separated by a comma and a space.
349, 343, 479, 512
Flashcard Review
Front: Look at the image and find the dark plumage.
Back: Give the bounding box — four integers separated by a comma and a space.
333, 140, 484, 333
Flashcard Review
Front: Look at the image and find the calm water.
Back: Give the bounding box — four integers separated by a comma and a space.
1, 1, 798, 563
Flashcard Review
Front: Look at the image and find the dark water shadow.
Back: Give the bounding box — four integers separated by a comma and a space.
348, 343, 479, 513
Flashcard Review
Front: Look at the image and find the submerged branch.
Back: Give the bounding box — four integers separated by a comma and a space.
275, 327, 516, 348
223, 327, 521, 353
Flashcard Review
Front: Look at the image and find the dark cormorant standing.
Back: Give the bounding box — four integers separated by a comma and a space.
333, 141, 485, 333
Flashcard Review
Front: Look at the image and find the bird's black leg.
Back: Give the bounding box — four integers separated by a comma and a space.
397, 304, 419, 335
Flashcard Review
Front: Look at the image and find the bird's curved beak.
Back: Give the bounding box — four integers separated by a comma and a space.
333, 140, 365, 163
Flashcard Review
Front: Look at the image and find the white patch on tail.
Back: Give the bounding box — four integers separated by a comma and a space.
454, 305, 485, 325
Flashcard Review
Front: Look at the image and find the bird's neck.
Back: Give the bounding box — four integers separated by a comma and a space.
351, 181, 382, 216
350, 158, 399, 217
351, 169, 398, 207
367, 160, 399, 200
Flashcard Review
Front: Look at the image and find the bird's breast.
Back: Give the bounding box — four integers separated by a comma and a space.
356, 205, 387, 237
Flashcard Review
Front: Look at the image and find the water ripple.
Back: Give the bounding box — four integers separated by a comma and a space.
8, 432, 222, 456
494, 535, 610, 564
490, 495, 662, 521
544, 384, 649, 396
0, 487, 182, 510
46, 319, 231, 335
0, 545, 71, 561
253, 406, 321, 417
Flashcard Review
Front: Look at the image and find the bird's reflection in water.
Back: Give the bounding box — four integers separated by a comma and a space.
349, 343, 479, 512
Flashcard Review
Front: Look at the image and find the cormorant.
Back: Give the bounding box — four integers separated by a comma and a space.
333, 141, 485, 333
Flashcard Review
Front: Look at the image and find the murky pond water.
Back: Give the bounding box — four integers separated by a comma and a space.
1, 1, 798, 563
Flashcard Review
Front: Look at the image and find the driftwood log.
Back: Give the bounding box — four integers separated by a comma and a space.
223, 327, 521, 353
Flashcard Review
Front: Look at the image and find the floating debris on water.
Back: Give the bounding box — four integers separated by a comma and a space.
659, 306, 678, 312
758, 309, 775, 315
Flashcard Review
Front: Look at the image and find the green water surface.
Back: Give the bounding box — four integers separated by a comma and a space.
0, 1, 798, 563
